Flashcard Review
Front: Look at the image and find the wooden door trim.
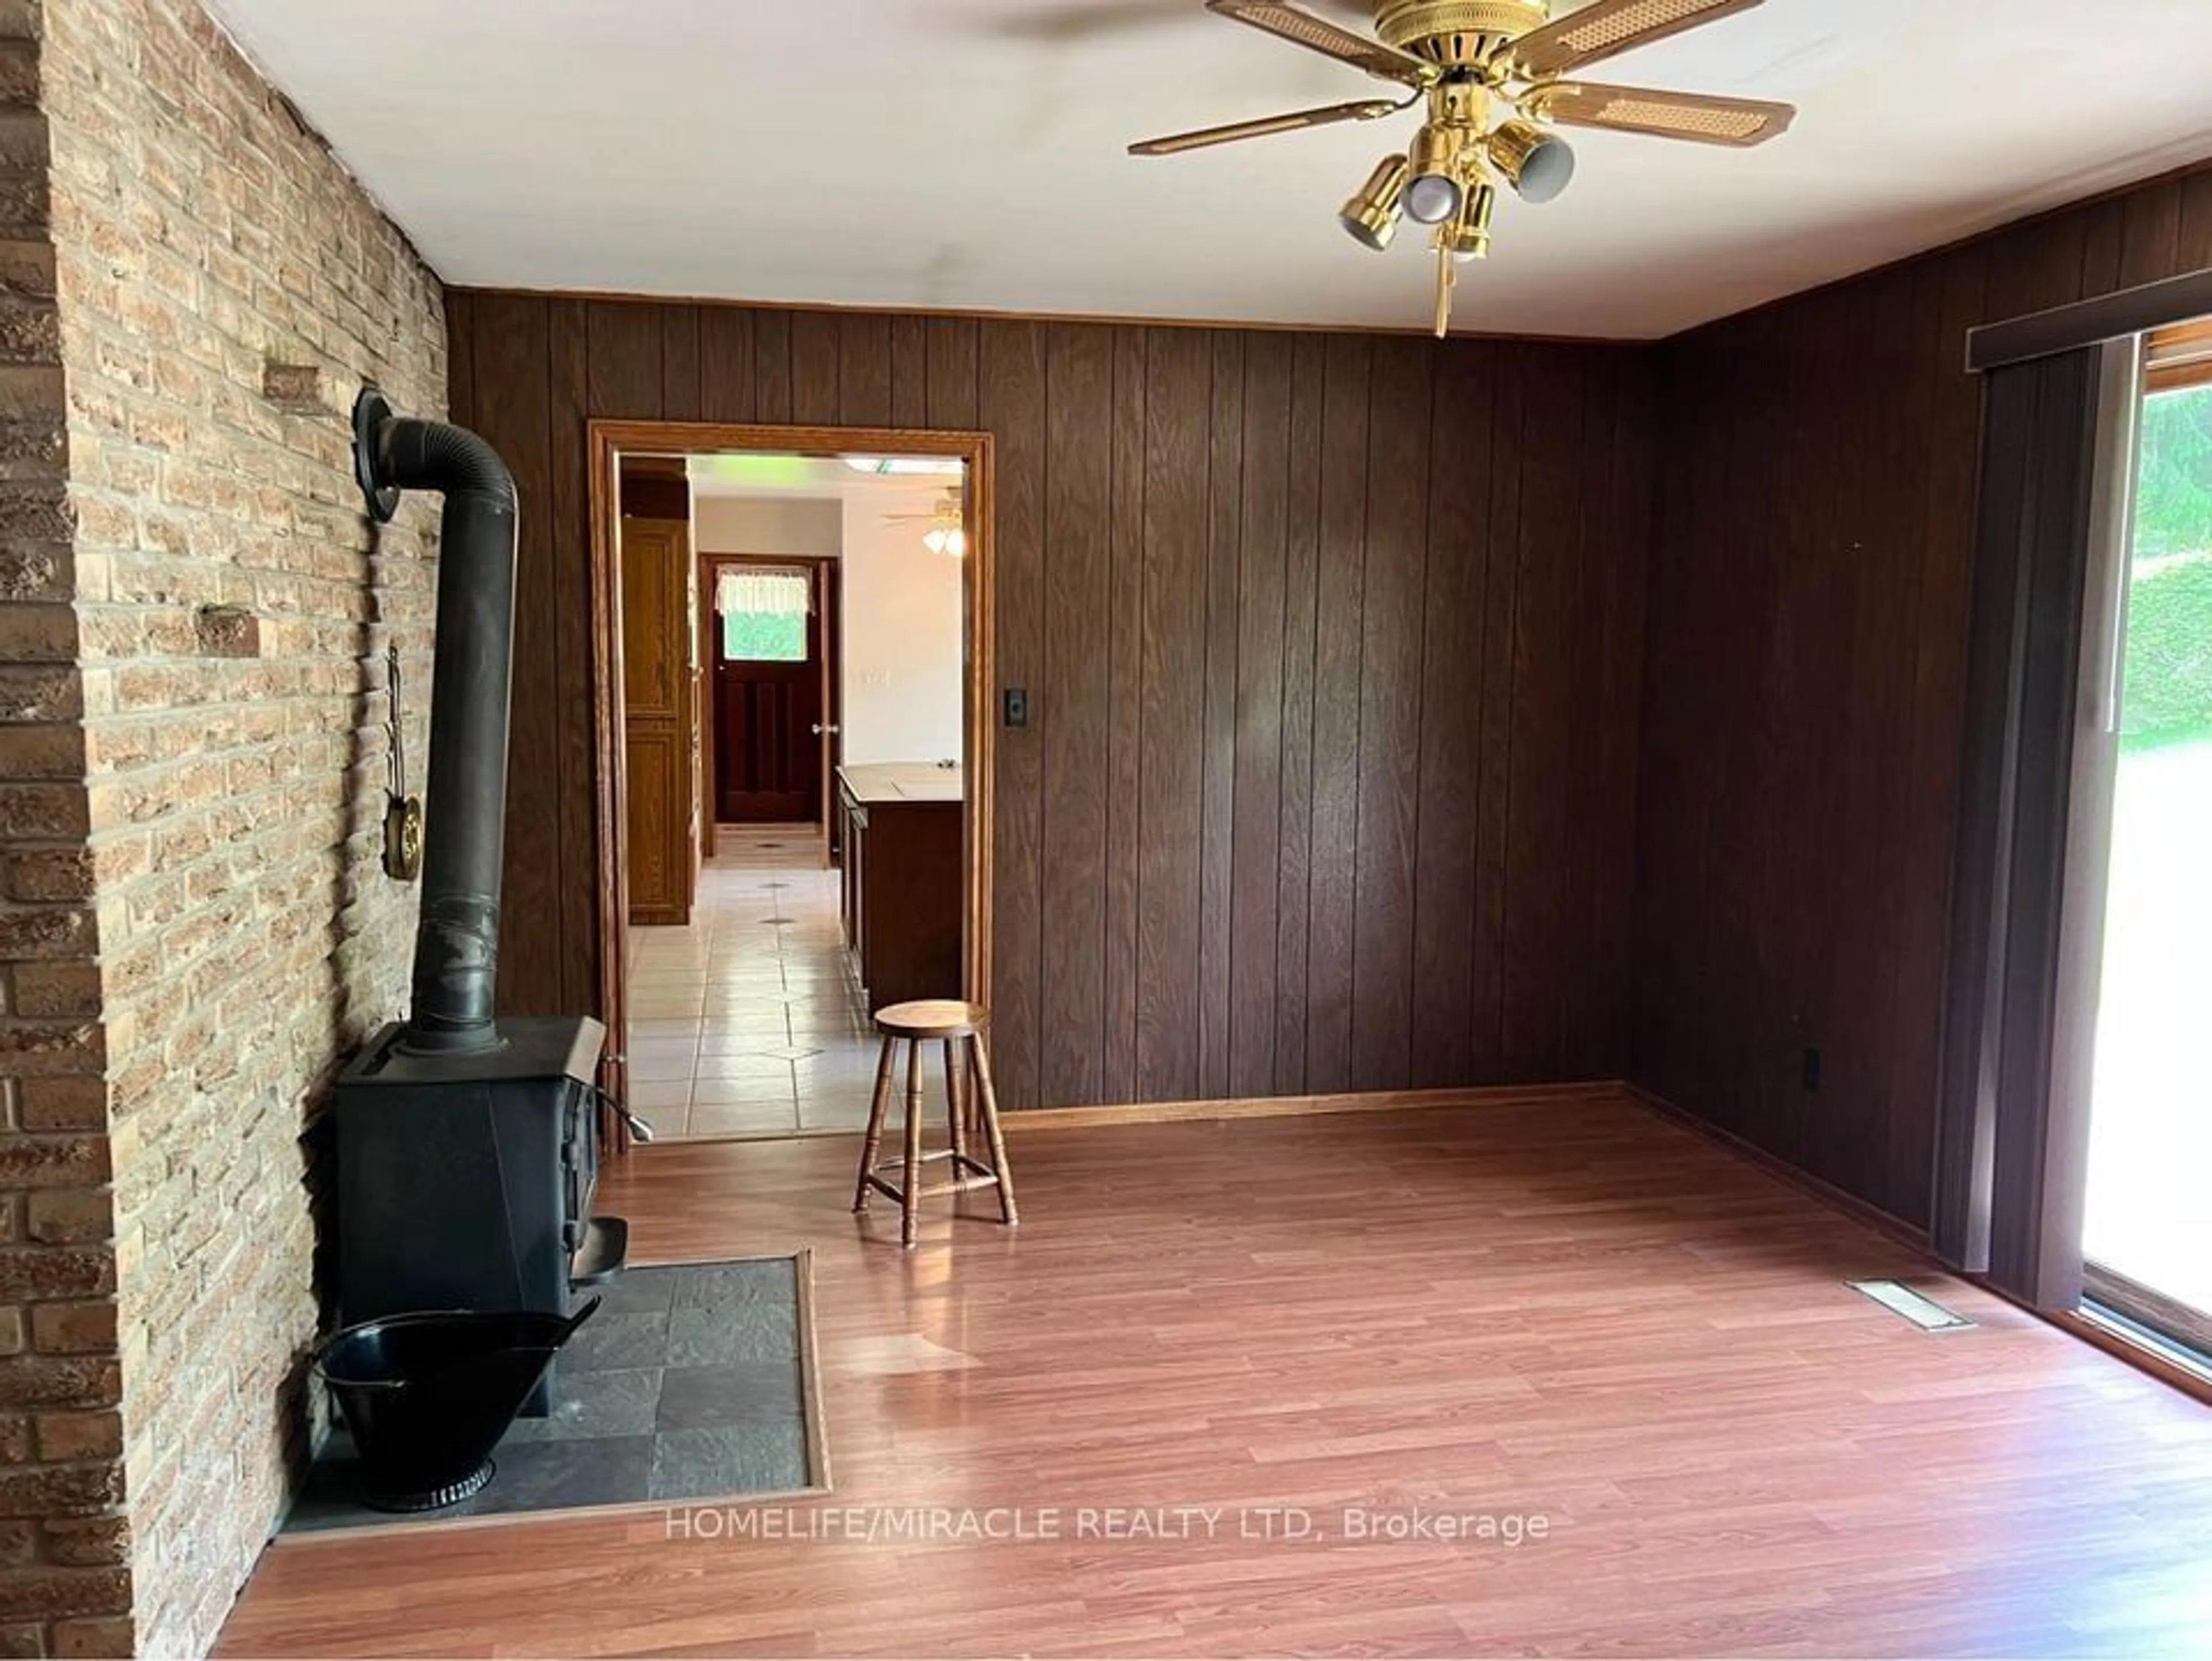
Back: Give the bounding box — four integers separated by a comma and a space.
590, 420, 995, 1154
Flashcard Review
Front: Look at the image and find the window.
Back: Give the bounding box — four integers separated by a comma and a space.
715, 568, 810, 663
721, 611, 805, 663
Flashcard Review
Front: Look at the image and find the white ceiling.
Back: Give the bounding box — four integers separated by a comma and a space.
204, 0, 2212, 339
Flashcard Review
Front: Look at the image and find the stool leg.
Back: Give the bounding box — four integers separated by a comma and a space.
853, 1034, 896, 1213
968, 1033, 1018, 1227
900, 1036, 926, 1250
944, 1037, 968, 1166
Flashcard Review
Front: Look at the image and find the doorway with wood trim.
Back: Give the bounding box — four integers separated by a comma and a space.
590, 422, 994, 1149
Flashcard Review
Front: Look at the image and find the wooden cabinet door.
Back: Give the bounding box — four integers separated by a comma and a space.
620, 516, 694, 925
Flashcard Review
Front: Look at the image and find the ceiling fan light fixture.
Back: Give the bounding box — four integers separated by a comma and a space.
1338, 154, 1410, 251
1403, 123, 1463, 224
1445, 179, 1498, 263
1488, 119, 1575, 203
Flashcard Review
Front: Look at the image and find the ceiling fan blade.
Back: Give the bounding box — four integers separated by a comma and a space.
1533, 81, 1795, 146
1509, 0, 1768, 79
1204, 0, 1434, 85
1129, 97, 1404, 157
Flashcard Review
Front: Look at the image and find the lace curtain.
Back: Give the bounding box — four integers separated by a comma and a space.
715, 568, 812, 617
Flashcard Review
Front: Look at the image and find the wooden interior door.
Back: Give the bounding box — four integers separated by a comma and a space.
620, 515, 694, 925
710, 563, 824, 824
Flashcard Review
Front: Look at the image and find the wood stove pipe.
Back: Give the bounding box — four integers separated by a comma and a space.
353, 387, 518, 1053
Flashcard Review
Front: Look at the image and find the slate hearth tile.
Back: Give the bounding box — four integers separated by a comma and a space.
673, 1259, 797, 1308
656, 1360, 803, 1429
648, 1422, 810, 1500
596, 1266, 679, 1316
472, 1436, 656, 1514
665, 1303, 799, 1366
503, 1367, 663, 1443
565, 1311, 668, 1372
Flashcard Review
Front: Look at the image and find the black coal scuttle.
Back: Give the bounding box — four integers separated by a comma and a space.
332, 389, 624, 1414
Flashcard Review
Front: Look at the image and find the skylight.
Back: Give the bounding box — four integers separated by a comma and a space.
843, 456, 965, 477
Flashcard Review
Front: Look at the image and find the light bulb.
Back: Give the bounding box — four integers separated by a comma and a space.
1404, 123, 1464, 226
1404, 171, 1461, 226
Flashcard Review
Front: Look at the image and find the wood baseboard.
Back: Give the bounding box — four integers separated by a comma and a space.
1620, 1083, 1933, 1253
1005, 1079, 1623, 1132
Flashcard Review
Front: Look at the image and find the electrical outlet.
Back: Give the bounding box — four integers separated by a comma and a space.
1801, 1046, 1824, 1092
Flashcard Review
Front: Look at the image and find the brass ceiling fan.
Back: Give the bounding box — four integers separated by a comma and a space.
881, 487, 969, 556
1129, 0, 1797, 335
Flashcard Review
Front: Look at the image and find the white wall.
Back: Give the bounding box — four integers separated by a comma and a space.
838, 487, 964, 767
694, 494, 842, 558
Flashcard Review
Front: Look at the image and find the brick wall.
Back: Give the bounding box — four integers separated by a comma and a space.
0, 2, 123, 1652
0, 0, 449, 1651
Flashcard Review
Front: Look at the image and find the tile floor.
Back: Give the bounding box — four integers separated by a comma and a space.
624, 827, 884, 1141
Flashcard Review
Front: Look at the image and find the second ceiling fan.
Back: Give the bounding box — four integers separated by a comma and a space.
1130, 0, 1798, 335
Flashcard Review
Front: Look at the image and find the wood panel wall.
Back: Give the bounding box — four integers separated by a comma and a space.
1633, 161, 2212, 1230
448, 293, 1656, 1109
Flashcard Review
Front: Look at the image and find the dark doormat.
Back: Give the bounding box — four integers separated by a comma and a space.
279, 1252, 824, 1537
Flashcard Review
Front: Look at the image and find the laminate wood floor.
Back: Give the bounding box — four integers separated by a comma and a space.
219, 1094, 2212, 1658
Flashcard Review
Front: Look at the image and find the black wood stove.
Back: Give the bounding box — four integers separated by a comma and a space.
332, 390, 624, 1413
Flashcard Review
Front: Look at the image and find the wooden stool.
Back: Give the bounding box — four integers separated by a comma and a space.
851, 1000, 1018, 1250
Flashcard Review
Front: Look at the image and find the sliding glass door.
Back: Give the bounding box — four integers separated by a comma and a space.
2081, 327, 2212, 1353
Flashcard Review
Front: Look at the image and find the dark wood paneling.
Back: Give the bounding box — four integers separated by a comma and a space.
588, 302, 662, 420
791, 311, 840, 425
1472, 345, 1526, 1077
1409, 341, 1493, 1088
661, 305, 700, 422
924, 317, 979, 429
2182, 171, 2212, 270
548, 300, 597, 1016
1198, 331, 1243, 1101
1306, 335, 1370, 1095
1134, 327, 1210, 1104
1229, 335, 1291, 1099
1037, 325, 1113, 1106
1101, 327, 1146, 1106
891, 315, 929, 429
698, 306, 755, 423
838, 313, 892, 427
453, 292, 1655, 1111
982, 320, 1047, 1107
1350, 338, 1431, 1091
462, 293, 560, 1016
1274, 336, 1325, 1096
1634, 158, 2212, 1229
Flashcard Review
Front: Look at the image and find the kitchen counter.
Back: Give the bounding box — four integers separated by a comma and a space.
835, 765, 963, 1007
837, 762, 964, 805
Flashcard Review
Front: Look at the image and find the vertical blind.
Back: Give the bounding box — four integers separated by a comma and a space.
1936, 340, 2135, 1310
